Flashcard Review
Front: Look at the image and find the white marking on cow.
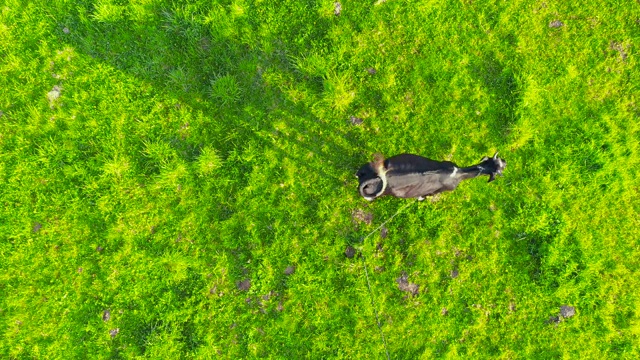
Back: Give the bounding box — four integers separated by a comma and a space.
450, 167, 458, 177
376, 163, 388, 197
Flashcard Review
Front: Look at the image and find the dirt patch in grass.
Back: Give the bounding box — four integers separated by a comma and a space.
344, 246, 356, 258
47, 85, 61, 107
549, 20, 564, 28
237, 279, 251, 291
560, 305, 576, 318
352, 209, 373, 225
548, 305, 576, 324
547, 315, 560, 324
450, 269, 459, 279
396, 272, 419, 296
609, 41, 628, 61
350, 116, 363, 125
380, 226, 388, 239
102, 309, 111, 322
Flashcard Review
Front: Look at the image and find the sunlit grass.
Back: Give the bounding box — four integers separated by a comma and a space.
1, 0, 639, 358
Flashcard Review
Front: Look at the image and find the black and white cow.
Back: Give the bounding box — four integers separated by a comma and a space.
356, 152, 506, 201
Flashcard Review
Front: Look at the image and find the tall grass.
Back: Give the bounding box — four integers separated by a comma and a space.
1, 0, 639, 358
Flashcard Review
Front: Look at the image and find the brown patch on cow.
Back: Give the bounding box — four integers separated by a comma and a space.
396, 272, 419, 296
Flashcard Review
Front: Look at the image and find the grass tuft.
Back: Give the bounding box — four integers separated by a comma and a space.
1, 0, 639, 358
209, 74, 241, 105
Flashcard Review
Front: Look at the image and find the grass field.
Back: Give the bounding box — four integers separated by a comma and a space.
1, 0, 639, 358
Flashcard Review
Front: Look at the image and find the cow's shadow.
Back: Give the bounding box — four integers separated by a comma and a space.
55, 0, 376, 299
57, 3, 367, 180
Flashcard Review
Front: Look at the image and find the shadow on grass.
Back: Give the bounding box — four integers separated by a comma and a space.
51, 3, 373, 347
469, 51, 519, 149
56, 1, 365, 182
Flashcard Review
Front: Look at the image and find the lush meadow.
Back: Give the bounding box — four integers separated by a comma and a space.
1, 0, 639, 358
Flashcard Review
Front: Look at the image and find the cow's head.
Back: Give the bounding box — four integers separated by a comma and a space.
479, 152, 507, 182
356, 161, 385, 201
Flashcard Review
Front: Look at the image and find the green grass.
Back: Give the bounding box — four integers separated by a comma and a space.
1, 0, 639, 358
